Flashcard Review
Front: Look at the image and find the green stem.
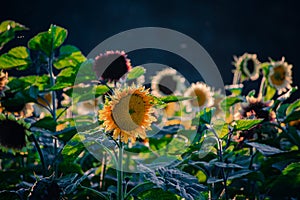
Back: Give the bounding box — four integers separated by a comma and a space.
258, 76, 266, 99
117, 139, 124, 200
30, 134, 47, 175
48, 53, 56, 120
210, 127, 229, 200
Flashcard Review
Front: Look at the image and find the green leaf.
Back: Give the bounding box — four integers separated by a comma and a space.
246, 142, 284, 156
32, 117, 57, 132
285, 111, 300, 123
247, 90, 255, 97
0, 20, 28, 50
213, 120, 228, 138
220, 96, 243, 111
62, 134, 85, 162
159, 95, 192, 103
234, 119, 263, 131
127, 66, 145, 80
264, 85, 276, 101
286, 99, 300, 116
54, 127, 77, 143
0, 46, 31, 70
227, 169, 252, 180
214, 162, 244, 169
125, 182, 155, 200
53, 45, 86, 69
137, 188, 179, 200
199, 107, 216, 124
28, 25, 67, 56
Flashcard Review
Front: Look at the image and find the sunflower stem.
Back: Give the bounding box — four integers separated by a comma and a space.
117, 139, 124, 200
258, 76, 266, 99
48, 52, 56, 121
30, 134, 47, 175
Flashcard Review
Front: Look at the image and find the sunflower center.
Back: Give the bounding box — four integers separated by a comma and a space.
245, 59, 255, 74
112, 93, 145, 131
192, 88, 207, 107
158, 76, 176, 95
270, 65, 286, 85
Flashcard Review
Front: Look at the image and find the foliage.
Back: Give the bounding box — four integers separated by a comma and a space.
0, 20, 300, 200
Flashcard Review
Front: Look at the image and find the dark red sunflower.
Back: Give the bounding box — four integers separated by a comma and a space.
0, 114, 28, 150
93, 50, 132, 82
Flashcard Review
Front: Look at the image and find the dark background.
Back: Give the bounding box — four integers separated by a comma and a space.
1, 0, 299, 99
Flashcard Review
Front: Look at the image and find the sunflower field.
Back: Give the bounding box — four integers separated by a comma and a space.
1, 20, 300, 200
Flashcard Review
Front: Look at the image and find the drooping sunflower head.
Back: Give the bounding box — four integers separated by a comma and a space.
184, 82, 214, 111
233, 53, 260, 81
0, 70, 9, 96
240, 96, 275, 121
0, 114, 30, 150
99, 85, 156, 143
93, 50, 132, 82
268, 57, 293, 95
151, 68, 185, 97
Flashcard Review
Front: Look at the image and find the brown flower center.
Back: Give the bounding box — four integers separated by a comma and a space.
270, 65, 286, 86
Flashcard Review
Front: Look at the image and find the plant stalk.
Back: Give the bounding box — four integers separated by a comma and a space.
117, 139, 124, 200
48, 53, 56, 120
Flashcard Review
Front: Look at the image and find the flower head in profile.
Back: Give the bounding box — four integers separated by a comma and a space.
99, 85, 156, 143
233, 53, 260, 81
240, 96, 275, 121
184, 82, 214, 111
151, 68, 185, 97
0, 70, 9, 97
268, 57, 292, 95
0, 114, 29, 150
93, 50, 132, 82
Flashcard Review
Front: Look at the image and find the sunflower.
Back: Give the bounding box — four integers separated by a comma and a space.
151, 68, 185, 97
99, 85, 156, 143
233, 53, 260, 81
240, 96, 275, 121
0, 70, 9, 97
268, 57, 293, 95
184, 82, 214, 111
0, 114, 29, 150
93, 50, 132, 82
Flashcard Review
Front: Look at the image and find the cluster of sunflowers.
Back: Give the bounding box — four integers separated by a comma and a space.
1, 20, 300, 200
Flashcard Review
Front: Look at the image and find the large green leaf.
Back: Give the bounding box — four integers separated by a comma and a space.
53, 45, 86, 69
234, 119, 263, 131
28, 25, 67, 56
0, 20, 28, 50
0, 46, 31, 70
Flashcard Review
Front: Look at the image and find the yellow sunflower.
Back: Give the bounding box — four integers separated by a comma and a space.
0, 70, 9, 96
99, 85, 156, 143
268, 57, 293, 95
151, 68, 185, 97
233, 53, 260, 81
184, 82, 214, 111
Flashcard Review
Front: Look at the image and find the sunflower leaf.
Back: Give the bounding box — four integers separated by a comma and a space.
246, 142, 284, 156
264, 85, 276, 101
0, 20, 28, 50
127, 66, 145, 80
28, 25, 67, 56
286, 99, 300, 116
234, 119, 263, 131
0, 46, 31, 70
